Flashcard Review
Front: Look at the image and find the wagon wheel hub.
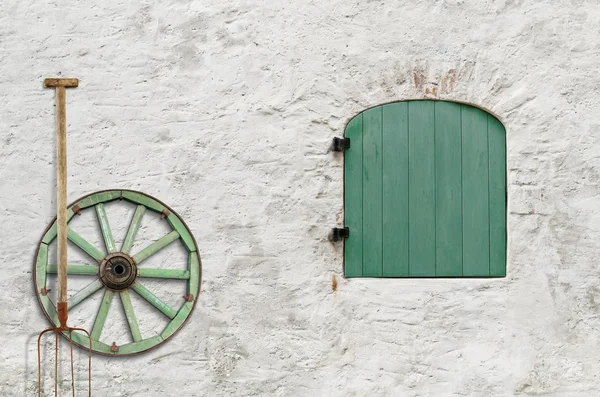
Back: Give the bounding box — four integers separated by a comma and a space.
99, 253, 137, 291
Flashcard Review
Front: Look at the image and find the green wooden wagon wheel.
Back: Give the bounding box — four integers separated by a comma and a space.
34, 189, 201, 356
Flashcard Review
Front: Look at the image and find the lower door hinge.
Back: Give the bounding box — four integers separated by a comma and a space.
330, 227, 349, 242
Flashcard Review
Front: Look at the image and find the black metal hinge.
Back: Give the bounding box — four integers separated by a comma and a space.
330, 137, 350, 152
330, 227, 349, 242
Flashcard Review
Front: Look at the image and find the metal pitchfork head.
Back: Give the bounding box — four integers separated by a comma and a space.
37, 317, 92, 396
38, 78, 92, 396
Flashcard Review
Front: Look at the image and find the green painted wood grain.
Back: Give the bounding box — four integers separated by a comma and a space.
462, 106, 490, 276
36, 244, 48, 291
40, 295, 59, 325
118, 335, 164, 355
488, 115, 507, 277
91, 289, 114, 341
132, 230, 180, 264
41, 209, 76, 245
161, 302, 193, 340
120, 290, 142, 343
76, 191, 122, 209
67, 228, 105, 262
131, 282, 177, 319
66, 331, 112, 354
435, 102, 463, 276
344, 114, 363, 277
137, 268, 190, 279
95, 203, 116, 253
166, 214, 196, 252
67, 279, 104, 310
121, 205, 146, 254
121, 191, 165, 213
188, 252, 200, 296
408, 101, 436, 276
47, 264, 99, 276
382, 102, 409, 277
362, 107, 383, 277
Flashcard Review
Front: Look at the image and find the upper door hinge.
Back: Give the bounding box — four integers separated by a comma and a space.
330, 137, 350, 152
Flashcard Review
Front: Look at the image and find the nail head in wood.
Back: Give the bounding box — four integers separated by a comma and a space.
43, 78, 79, 88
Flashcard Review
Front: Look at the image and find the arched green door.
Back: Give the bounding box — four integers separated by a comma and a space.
344, 101, 506, 277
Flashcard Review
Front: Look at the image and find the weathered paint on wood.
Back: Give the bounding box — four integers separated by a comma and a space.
118, 335, 164, 355
67, 228, 105, 262
91, 289, 114, 341
47, 264, 99, 275
67, 279, 104, 310
121, 205, 145, 254
343, 114, 363, 278
54, 84, 68, 304
39, 295, 59, 325
132, 230, 180, 264
343, 100, 506, 277
166, 213, 196, 252
95, 203, 116, 253
76, 191, 122, 209
41, 209, 76, 245
121, 191, 165, 213
36, 244, 48, 291
131, 282, 177, 319
137, 268, 190, 279
120, 290, 142, 343
188, 253, 200, 297
67, 331, 112, 354
161, 302, 193, 340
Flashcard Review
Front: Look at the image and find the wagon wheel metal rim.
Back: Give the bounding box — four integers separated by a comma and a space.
33, 189, 202, 356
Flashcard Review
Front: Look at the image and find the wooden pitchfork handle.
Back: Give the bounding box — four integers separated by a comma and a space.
44, 78, 78, 328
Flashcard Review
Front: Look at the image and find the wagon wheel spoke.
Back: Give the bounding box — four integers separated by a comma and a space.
91, 289, 114, 341
95, 203, 116, 254
47, 264, 98, 276
131, 282, 177, 319
67, 229, 104, 262
120, 290, 142, 342
67, 279, 104, 311
121, 205, 145, 254
137, 269, 190, 279
132, 230, 180, 265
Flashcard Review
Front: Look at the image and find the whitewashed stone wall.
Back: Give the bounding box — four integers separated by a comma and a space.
2, 0, 600, 395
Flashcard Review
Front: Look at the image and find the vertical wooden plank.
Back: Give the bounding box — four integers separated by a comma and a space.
408, 101, 436, 276
488, 115, 507, 276
344, 114, 363, 277
382, 102, 409, 276
362, 107, 383, 277
435, 102, 463, 276
462, 106, 490, 276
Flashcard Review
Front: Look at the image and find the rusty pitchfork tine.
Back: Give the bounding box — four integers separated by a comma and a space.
38, 78, 92, 396
37, 328, 92, 396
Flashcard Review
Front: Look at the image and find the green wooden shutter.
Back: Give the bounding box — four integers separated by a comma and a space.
344, 101, 506, 278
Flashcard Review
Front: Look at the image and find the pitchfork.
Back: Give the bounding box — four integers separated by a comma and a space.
37, 78, 92, 396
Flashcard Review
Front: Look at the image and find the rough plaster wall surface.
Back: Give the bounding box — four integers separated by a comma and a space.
1, 0, 599, 396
